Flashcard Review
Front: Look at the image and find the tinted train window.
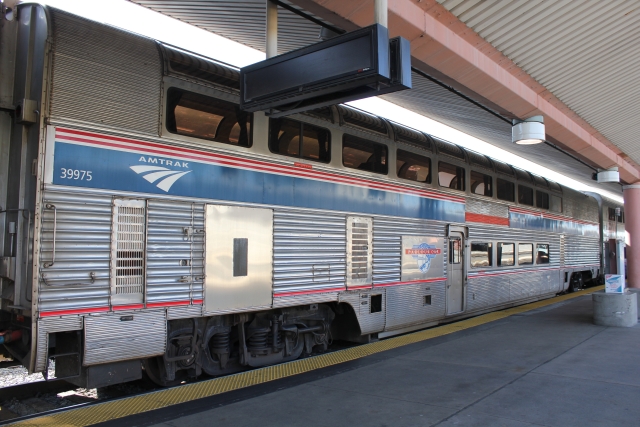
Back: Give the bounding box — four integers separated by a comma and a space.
497, 178, 515, 202
550, 195, 562, 212
166, 88, 252, 146
471, 170, 492, 197
536, 244, 549, 264
269, 118, 330, 162
536, 191, 549, 209
396, 149, 431, 183
497, 243, 514, 267
518, 185, 534, 206
471, 242, 492, 268
518, 243, 533, 265
449, 237, 462, 264
343, 135, 387, 174
438, 162, 465, 191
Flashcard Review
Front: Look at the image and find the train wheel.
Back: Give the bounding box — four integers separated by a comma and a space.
143, 356, 190, 387
568, 274, 583, 293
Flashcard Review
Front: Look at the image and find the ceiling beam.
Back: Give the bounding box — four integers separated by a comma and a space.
289, 0, 640, 184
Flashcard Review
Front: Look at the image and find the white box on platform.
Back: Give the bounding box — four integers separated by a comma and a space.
605, 274, 625, 293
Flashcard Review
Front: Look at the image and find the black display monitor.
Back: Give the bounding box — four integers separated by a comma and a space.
240, 24, 410, 116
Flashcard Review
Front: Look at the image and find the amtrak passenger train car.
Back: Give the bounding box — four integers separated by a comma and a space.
0, 5, 623, 387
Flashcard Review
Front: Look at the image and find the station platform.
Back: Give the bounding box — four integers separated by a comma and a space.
11, 287, 640, 427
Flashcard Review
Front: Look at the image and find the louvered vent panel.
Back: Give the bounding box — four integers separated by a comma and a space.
111, 199, 145, 304
347, 217, 372, 287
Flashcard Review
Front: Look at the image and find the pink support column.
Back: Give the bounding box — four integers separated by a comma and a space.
623, 183, 640, 288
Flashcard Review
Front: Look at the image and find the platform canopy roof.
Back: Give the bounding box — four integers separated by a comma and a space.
129, 0, 640, 195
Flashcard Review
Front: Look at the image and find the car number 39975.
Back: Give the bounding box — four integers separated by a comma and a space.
60, 168, 92, 181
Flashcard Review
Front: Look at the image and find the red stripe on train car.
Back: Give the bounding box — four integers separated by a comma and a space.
465, 212, 509, 226
39, 306, 110, 317
192, 299, 203, 305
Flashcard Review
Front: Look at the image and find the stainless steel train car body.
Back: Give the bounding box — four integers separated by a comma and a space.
0, 5, 608, 383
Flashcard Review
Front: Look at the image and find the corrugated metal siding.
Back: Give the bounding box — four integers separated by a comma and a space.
39, 188, 206, 311
466, 276, 509, 312
339, 290, 386, 334
146, 200, 205, 303
36, 316, 83, 372
272, 210, 346, 295
564, 235, 600, 267
466, 197, 508, 218
131, 0, 327, 55
83, 309, 166, 365
437, 0, 640, 168
39, 190, 112, 312
50, 10, 162, 135
385, 282, 446, 330
562, 188, 599, 223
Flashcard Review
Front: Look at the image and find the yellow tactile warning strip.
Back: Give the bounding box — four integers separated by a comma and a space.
8, 286, 604, 427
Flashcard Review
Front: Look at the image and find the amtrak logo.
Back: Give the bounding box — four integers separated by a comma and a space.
130, 165, 191, 192
406, 243, 442, 273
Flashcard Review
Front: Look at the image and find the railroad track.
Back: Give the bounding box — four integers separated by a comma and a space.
0, 340, 358, 424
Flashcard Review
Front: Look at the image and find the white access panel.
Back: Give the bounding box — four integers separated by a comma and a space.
205, 205, 273, 312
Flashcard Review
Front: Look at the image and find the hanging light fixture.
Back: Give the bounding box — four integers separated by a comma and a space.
596, 167, 620, 183
512, 115, 545, 144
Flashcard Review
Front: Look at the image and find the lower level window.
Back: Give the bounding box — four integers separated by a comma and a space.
518, 243, 533, 265
471, 242, 492, 268
536, 244, 550, 264
497, 242, 514, 267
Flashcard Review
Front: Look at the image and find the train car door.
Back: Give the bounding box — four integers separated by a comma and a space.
446, 228, 466, 315
204, 205, 273, 312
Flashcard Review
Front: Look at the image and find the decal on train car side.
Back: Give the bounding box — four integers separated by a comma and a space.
401, 236, 445, 282
50, 127, 466, 222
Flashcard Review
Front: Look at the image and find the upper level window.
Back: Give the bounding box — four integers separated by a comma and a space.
518, 243, 533, 265
269, 118, 330, 162
343, 134, 388, 174
497, 242, 515, 267
536, 191, 550, 209
471, 242, 492, 268
166, 88, 252, 147
396, 149, 431, 183
471, 170, 492, 197
550, 195, 562, 213
438, 162, 465, 191
497, 178, 515, 202
518, 185, 534, 206
536, 244, 549, 264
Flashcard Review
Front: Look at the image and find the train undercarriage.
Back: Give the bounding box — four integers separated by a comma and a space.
142, 304, 334, 386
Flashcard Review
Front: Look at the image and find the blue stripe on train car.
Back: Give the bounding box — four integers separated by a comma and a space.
52, 142, 466, 223
509, 212, 599, 237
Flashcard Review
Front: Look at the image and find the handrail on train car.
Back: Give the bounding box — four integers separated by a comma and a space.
43, 204, 56, 268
